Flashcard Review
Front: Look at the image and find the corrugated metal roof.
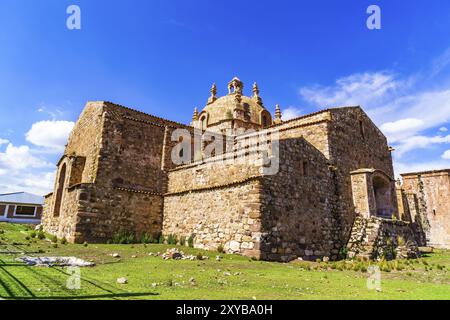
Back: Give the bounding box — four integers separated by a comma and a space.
0, 192, 44, 205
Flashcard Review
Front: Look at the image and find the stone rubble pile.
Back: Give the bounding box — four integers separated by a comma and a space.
150, 248, 209, 261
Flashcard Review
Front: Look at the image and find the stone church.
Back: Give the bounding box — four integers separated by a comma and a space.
42, 77, 442, 261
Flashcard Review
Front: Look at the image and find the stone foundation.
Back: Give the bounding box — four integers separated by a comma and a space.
347, 216, 420, 260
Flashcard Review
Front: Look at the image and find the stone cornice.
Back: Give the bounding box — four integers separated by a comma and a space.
164, 176, 261, 196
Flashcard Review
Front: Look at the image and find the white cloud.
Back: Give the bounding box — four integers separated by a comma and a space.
0, 119, 74, 196
442, 150, 450, 160
299, 67, 450, 160
300, 71, 407, 109
0, 143, 52, 171
282, 106, 303, 121
379, 89, 450, 142
0, 138, 8, 145
26, 120, 74, 152
440, 127, 448, 132
0, 141, 55, 195
394, 134, 450, 157
380, 118, 424, 135
0, 170, 55, 196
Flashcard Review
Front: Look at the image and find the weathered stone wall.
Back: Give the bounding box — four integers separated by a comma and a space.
43, 101, 186, 242
270, 110, 331, 158
163, 131, 337, 261
96, 102, 191, 193
64, 101, 106, 183
259, 137, 339, 261
347, 216, 420, 260
167, 152, 265, 193
42, 102, 106, 239
163, 179, 262, 257
401, 170, 450, 249
73, 184, 163, 243
43, 185, 79, 242
327, 107, 397, 245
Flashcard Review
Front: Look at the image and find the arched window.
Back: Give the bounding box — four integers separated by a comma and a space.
53, 163, 67, 217
262, 115, 268, 128
359, 120, 365, 140
200, 116, 207, 130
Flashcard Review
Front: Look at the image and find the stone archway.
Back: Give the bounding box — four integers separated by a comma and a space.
351, 168, 396, 219
373, 175, 392, 218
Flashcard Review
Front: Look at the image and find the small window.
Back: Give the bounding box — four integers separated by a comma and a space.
15, 206, 36, 216
359, 120, 365, 140
300, 161, 308, 176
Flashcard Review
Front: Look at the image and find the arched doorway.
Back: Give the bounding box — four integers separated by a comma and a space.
373, 175, 391, 218
53, 163, 67, 217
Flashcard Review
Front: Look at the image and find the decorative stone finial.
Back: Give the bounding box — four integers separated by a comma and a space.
274, 104, 282, 124
253, 82, 259, 97
192, 107, 199, 121
207, 83, 217, 104
228, 77, 243, 95
211, 83, 217, 98
252, 82, 264, 105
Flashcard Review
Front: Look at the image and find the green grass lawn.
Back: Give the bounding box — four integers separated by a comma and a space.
0, 222, 449, 300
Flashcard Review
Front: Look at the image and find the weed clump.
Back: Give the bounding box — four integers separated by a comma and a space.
111, 231, 136, 244
188, 234, 195, 248
37, 231, 45, 240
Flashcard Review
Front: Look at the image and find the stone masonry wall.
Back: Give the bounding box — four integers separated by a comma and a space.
163, 180, 262, 257
347, 216, 420, 260
327, 107, 397, 246
42, 102, 106, 240
43, 101, 412, 261
270, 110, 331, 158
43, 101, 188, 243
259, 137, 339, 261
402, 170, 450, 249
72, 184, 163, 243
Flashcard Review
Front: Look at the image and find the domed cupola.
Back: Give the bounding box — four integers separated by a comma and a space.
191, 77, 274, 133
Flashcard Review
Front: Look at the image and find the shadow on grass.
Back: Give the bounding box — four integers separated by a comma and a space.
0, 257, 159, 300
3, 292, 159, 300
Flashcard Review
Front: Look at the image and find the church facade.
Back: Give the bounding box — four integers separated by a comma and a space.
42, 77, 429, 261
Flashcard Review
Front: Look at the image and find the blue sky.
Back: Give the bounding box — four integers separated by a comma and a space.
1, 0, 450, 195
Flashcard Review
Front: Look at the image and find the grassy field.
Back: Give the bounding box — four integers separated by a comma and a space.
0, 222, 449, 300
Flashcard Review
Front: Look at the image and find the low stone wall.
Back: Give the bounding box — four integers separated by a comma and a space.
347, 216, 420, 260
73, 185, 163, 243
42, 187, 79, 242
163, 179, 262, 258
